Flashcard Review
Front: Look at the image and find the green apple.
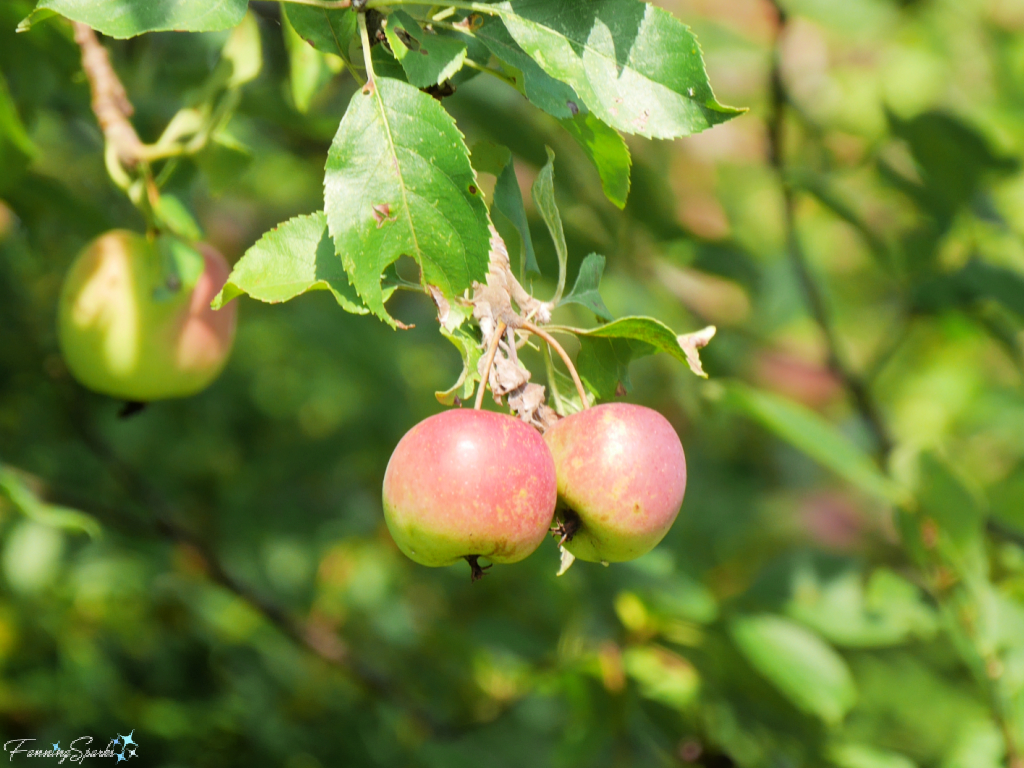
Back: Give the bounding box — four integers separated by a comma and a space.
382, 409, 557, 579
57, 230, 236, 401
543, 403, 687, 562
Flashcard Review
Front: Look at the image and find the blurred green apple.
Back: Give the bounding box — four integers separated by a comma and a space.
57, 230, 236, 401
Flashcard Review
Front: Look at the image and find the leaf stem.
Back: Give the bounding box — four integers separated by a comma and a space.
357, 10, 376, 89
475, 320, 507, 410
461, 58, 518, 87
521, 321, 589, 408
543, 342, 565, 416
279, 0, 352, 8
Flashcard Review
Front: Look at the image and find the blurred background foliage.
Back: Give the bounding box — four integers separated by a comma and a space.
3, 0, 1024, 766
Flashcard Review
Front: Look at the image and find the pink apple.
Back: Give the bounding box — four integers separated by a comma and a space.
543, 403, 687, 562
382, 409, 557, 578
58, 230, 236, 401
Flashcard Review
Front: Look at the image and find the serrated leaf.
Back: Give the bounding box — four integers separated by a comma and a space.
559, 253, 612, 320
533, 147, 567, 294
730, 614, 857, 725
493, 0, 744, 139
436, 326, 482, 406
324, 78, 490, 326
283, 4, 357, 60
560, 112, 631, 209
384, 10, 467, 88
470, 141, 538, 277
24, 0, 246, 38
719, 381, 909, 506
212, 212, 371, 315
475, 16, 581, 119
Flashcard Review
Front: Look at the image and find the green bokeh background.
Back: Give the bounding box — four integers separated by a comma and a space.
3, 1, 1024, 766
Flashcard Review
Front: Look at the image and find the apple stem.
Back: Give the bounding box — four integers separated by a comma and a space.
465, 555, 492, 582
551, 508, 581, 547
474, 320, 507, 410
520, 321, 590, 409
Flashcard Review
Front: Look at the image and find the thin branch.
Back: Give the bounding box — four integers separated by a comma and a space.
73, 22, 145, 167
521, 321, 589, 407
765, 1, 892, 461
475, 320, 508, 409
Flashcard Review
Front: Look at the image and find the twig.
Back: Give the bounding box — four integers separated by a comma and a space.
521, 321, 589, 407
475, 320, 507, 409
765, 1, 892, 461
73, 22, 144, 167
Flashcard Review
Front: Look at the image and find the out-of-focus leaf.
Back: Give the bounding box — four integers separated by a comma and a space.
282, 7, 337, 113
195, 132, 252, 197
959, 258, 1024, 321
730, 614, 857, 725
495, 0, 744, 138
787, 564, 937, 648
0, 466, 101, 540
2, 521, 64, 594
916, 452, 985, 555
471, 141, 537, 276
560, 112, 631, 209
153, 193, 202, 242
827, 743, 917, 768
719, 382, 909, 506
222, 11, 261, 88
0, 72, 37, 194
212, 212, 373, 315
383, 11, 466, 88
323, 78, 490, 326
283, 3, 357, 61
532, 147, 568, 299
559, 253, 613, 320
23, 0, 247, 38
474, 16, 581, 119
622, 645, 700, 710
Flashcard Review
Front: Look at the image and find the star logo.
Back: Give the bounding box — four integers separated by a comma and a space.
116, 752, 126, 763
52, 743, 60, 752
127, 746, 137, 758
111, 736, 121, 747
119, 731, 136, 748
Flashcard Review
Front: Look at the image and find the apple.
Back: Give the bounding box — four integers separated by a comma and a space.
543, 403, 687, 563
382, 409, 557, 579
57, 230, 236, 401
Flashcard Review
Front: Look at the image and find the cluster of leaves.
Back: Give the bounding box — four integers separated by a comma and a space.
3, 0, 1024, 767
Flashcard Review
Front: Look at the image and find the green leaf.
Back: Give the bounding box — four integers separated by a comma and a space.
470, 141, 538, 277
283, 4, 357, 61
494, 0, 744, 139
0, 72, 36, 194
324, 78, 491, 326
383, 10, 467, 88
622, 645, 700, 710
577, 336, 641, 400
212, 212, 372, 315
719, 382, 909, 506
572, 316, 711, 373
282, 7, 337, 113
958, 258, 1024, 321
0, 465, 100, 540
436, 325, 482, 406
222, 11, 262, 88
917, 452, 986, 554
559, 253, 613, 321
560, 112, 631, 209
153, 193, 202, 242
24, 0, 247, 38
532, 147, 567, 297
730, 614, 857, 725
827, 743, 917, 768
474, 16, 581, 119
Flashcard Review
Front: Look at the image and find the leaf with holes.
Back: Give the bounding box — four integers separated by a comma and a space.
22, 0, 247, 37
211, 212, 375, 315
324, 78, 491, 326
493, 0, 744, 139
384, 10, 467, 88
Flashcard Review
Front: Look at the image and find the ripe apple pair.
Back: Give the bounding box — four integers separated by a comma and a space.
382, 403, 688, 577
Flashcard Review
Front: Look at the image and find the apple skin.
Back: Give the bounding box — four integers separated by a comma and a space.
382, 409, 557, 568
57, 230, 237, 401
543, 403, 687, 563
